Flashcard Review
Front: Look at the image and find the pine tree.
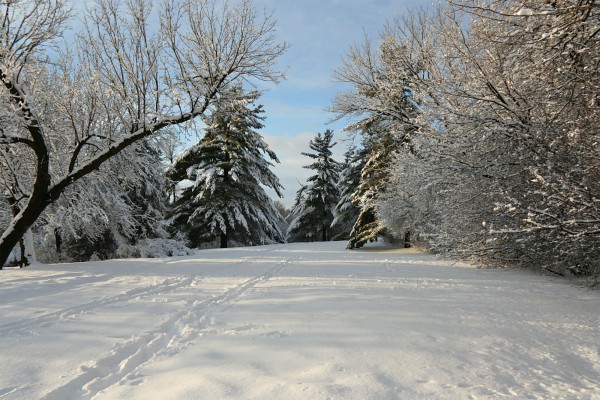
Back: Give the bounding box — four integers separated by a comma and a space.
167, 87, 284, 248
347, 127, 398, 249
333, 40, 419, 249
287, 130, 340, 242
330, 145, 364, 240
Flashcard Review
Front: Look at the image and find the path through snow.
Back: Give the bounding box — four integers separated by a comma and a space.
0, 242, 598, 399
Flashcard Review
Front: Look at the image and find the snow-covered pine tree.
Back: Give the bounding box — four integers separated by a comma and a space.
330, 145, 363, 240
167, 87, 284, 248
346, 127, 398, 249
331, 36, 418, 249
287, 129, 341, 242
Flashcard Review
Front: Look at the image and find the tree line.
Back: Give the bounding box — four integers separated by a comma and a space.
1, 0, 599, 284
286, 0, 600, 284
329, 0, 600, 283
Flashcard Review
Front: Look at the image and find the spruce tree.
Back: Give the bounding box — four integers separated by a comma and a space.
347, 127, 398, 249
331, 145, 363, 240
287, 130, 340, 242
344, 84, 418, 249
167, 87, 284, 248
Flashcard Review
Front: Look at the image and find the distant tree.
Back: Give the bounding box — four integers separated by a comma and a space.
287, 130, 340, 242
273, 200, 291, 234
274, 201, 291, 220
167, 87, 284, 248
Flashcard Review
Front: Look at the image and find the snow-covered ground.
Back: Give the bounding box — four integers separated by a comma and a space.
0, 242, 598, 400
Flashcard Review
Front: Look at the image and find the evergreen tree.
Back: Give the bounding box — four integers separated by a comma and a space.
347, 127, 399, 249
167, 87, 284, 248
287, 130, 340, 242
330, 145, 363, 240
273, 200, 291, 234
332, 37, 419, 249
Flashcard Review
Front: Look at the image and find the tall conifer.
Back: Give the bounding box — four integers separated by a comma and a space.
287, 130, 340, 242
167, 87, 284, 248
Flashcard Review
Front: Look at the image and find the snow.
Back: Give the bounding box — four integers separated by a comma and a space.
515, 8, 535, 16
1, 241, 598, 400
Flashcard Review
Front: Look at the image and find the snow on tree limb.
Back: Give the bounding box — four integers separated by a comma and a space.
0, 0, 286, 267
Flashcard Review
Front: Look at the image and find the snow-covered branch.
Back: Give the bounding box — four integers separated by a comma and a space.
0, 0, 286, 267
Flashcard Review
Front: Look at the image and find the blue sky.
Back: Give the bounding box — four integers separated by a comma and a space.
249, 0, 430, 206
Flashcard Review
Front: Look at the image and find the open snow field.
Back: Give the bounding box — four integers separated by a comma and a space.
0, 242, 598, 400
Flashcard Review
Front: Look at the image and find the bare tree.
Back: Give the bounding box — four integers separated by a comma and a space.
0, 0, 286, 267
366, 1, 600, 279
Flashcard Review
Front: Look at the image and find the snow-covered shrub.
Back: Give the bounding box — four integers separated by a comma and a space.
116, 238, 194, 259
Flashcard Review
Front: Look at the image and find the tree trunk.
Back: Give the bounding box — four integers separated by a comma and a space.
18, 238, 27, 267
321, 224, 327, 242
54, 228, 62, 254
220, 233, 228, 248
404, 231, 411, 248
5, 194, 29, 268
0, 192, 50, 268
0, 69, 52, 269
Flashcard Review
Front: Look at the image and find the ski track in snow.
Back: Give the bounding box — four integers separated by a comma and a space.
38, 259, 289, 400
0, 242, 598, 400
0, 276, 198, 335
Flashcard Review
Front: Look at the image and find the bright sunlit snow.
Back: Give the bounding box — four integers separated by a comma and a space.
1, 242, 598, 399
